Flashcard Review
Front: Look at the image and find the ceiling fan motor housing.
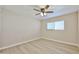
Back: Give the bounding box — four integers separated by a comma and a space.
41, 8, 45, 13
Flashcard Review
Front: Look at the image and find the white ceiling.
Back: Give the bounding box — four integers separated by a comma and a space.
1, 5, 79, 20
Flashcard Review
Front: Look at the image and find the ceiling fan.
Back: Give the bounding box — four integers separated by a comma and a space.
33, 5, 53, 16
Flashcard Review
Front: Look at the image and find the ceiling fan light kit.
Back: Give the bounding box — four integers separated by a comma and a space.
41, 12, 46, 16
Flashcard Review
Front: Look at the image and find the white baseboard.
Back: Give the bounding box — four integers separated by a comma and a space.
0, 37, 40, 51
0, 37, 78, 51
41, 37, 78, 47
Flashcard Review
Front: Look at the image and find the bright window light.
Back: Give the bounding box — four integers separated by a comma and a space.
55, 20, 64, 30
47, 23, 55, 29
47, 20, 64, 30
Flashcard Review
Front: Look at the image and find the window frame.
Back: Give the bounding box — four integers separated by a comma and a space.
46, 20, 64, 31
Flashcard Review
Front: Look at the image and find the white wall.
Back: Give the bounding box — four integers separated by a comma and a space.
78, 11, 79, 45
0, 8, 2, 47
41, 12, 78, 45
0, 8, 40, 48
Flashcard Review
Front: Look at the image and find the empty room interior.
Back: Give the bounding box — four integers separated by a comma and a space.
0, 5, 79, 54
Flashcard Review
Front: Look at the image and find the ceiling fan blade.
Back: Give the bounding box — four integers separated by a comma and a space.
45, 11, 53, 13
33, 8, 40, 12
45, 5, 49, 9
35, 13, 40, 15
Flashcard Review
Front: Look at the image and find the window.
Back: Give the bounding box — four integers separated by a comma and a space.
47, 20, 64, 30
55, 20, 64, 30
47, 23, 55, 29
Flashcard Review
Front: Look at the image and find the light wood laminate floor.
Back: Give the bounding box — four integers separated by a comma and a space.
0, 39, 79, 54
